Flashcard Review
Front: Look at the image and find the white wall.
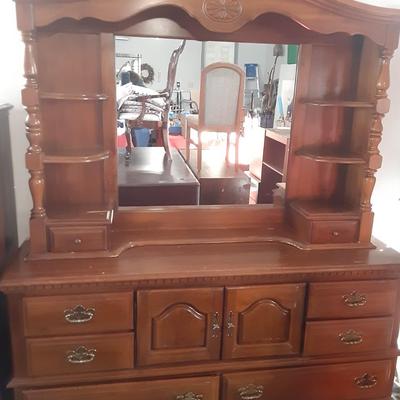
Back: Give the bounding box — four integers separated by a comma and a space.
116, 37, 202, 93
0, 1, 31, 245
116, 37, 282, 92
237, 43, 285, 89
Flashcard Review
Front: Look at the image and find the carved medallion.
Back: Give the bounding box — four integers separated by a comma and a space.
203, 0, 243, 23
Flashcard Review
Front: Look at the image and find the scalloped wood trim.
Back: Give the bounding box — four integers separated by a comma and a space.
20, 0, 400, 47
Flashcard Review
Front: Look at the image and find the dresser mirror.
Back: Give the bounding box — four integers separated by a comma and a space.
115, 36, 296, 207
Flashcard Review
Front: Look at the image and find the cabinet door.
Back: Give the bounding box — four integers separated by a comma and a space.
223, 284, 305, 359
137, 288, 223, 366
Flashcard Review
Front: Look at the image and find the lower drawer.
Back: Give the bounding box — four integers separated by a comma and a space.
303, 317, 394, 356
223, 359, 395, 400
21, 375, 220, 400
26, 333, 133, 377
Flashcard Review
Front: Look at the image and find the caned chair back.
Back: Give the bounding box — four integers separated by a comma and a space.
199, 63, 245, 132
164, 40, 186, 99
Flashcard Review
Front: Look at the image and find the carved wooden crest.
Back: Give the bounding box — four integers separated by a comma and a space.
202, 0, 243, 23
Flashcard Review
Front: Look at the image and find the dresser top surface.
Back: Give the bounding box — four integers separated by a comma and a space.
1, 241, 400, 292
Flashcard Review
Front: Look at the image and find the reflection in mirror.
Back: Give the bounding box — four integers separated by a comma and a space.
115, 36, 298, 207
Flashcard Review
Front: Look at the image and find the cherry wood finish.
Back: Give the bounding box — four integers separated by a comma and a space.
22, 292, 133, 337
137, 287, 223, 366
222, 284, 305, 359
48, 226, 109, 253
182, 149, 251, 205
303, 317, 394, 356
26, 333, 134, 377
21, 376, 220, 400
118, 148, 200, 207
223, 359, 395, 400
1, 242, 399, 398
307, 280, 399, 320
12, 0, 400, 257
5, 1, 400, 400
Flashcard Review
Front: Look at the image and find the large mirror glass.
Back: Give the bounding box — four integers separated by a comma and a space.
115, 36, 298, 207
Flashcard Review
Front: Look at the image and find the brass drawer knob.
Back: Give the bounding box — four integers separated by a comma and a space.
331, 231, 340, 237
343, 291, 367, 307
66, 346, 96, 364
176, 393, 203, 400
64, 305, 95, 324
339, 329, 363, 345
354, 373, 378, 389
74, 238, 82, 245
238, 384, 264, 400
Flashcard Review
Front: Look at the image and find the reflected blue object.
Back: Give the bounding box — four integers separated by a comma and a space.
132, 128, 150, 147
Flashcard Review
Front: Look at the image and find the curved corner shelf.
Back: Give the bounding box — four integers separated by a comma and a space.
290, 199, 360, 220
302, 99, 374, 108
43, 150, 111, 164
40, 92, 109, 101
296, 148, 366, 164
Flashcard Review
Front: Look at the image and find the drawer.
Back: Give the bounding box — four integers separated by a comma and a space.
310, 220, 358, 244
307, 280, 398, 319
22, 375, 220, 400
223, 359, 395, 400
26, 333, 133, 377
23, 292, 133, 337
48, 226, 108, 253
303, 317, 394, 356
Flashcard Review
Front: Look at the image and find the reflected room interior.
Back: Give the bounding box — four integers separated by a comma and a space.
116, 37, 298, 207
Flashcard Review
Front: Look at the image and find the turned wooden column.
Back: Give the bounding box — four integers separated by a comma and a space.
21, 30, 47, 253
359, 47, 393, 243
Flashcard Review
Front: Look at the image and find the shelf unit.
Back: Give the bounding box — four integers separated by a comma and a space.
257, 129, 290, 204
290, 199, 360, 220
40, 93, 109, 101
285, 37, 382, 246
43, 149, 111, 164
29, 32, 117, 255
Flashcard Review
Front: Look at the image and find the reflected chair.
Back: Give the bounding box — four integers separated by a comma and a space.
118, 40, 186, 161
183, 62, 245, 171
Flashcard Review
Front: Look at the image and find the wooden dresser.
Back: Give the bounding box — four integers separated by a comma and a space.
3, 1, 400, 399
1, 242, 400, 400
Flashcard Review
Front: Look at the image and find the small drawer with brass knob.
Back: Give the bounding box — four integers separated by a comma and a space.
309, 220, 359, 244
303, 317, 394, 356
26, 333, 134, 377
48, 226, 108, 253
